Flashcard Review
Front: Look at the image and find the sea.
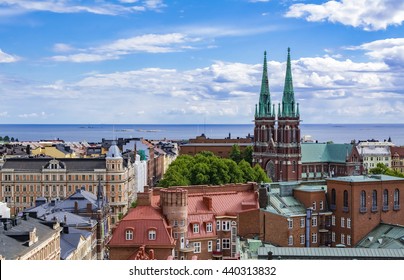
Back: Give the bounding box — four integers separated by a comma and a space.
0, 124, 403, 145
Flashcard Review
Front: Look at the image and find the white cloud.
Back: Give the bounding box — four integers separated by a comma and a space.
0, 49, 19, 63
348, 38, 404, 67
52, 43, 75, 53
0, 111, 9, 117
18, 111, 50, 118
0, 0, 164, 16
286, 0, 404, 31
49, 33, 200, 62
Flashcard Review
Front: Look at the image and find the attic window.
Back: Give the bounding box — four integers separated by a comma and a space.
148, 229, 156, 240
125, 229, 134, 240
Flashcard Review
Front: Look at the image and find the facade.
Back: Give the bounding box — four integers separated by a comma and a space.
326, 175, 404, 247
391, 146, 404, 173
0, 141, 135, 225
358, 144, 391, 170
108, 183, 260, 260
180, 134, 253, 158
0, 214, 61, 260
260, 182, 332, 247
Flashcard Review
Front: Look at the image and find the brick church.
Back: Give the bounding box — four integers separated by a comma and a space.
253, 49, 362, 182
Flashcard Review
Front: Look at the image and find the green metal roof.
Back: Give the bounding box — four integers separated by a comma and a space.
328, 174, 404, 182
301, 143, 353, 163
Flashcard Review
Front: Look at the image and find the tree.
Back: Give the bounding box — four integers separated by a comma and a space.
242, 146, 253, 165
3, 136, 9, 142
10, 137, 14, 142
253, 164, 271, 183
238, 160, 255, 182
369, 163, 404, 178
229, 144, 242, 163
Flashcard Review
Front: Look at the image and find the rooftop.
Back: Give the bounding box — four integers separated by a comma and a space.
328, 174, 404, 183
356, 223, 404, 249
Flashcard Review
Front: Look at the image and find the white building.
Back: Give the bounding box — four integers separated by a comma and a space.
358, 141, 392, 170
134, 153, 148, 193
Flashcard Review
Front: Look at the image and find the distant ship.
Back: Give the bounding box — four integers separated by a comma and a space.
136, 129, 162, 132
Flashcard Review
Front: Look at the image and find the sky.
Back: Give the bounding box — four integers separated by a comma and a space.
0, 0, 404, 124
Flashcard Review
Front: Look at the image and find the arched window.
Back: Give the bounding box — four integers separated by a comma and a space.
331, 189, 336, 209
372, 190, 378, 211
360, 190, 366, 209
394, 189, 400, 209
125, 229, 133, 240
343, 190, 348, 208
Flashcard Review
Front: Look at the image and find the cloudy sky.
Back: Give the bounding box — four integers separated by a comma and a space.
0, 0, 403, 124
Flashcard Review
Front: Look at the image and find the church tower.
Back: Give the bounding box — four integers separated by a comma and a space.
276, 48, 301, 181
253, 48, 302, 182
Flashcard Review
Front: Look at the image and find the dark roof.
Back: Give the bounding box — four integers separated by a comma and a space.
60, 228, 91, 260
0, 217, 61, 260
1, 158, 106, 171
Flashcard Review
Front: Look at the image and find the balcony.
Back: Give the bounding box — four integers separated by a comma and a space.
382, 205, 389, 212
342, 206, 349, 213
330, 204, 336, 211
371, 206, 378, 213
359, 207, 367, 213
394, 204, 400, 211
179, 244, 195, 253
212, 250, 223, 258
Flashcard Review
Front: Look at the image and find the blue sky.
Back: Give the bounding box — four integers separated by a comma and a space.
0, 0, 404, 124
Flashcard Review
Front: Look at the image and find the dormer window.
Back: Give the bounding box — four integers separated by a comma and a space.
148, 229, 156, 240
193, 223, 199, 234
125, 229, 133, 240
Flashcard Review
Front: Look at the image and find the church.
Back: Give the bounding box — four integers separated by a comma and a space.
253, 49, 362, 182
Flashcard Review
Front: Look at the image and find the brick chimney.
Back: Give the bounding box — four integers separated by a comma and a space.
203, 196, 213, 211
137, 186, 152, 206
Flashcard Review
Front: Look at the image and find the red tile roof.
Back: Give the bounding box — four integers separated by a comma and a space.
391, 146, 404, 157
108, 206, 175, 248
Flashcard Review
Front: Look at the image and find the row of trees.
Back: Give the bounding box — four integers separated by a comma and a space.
369, 163, 404, 178
229, 144, 253, 165
158, 151, 270, 188
0, 136, 18, 142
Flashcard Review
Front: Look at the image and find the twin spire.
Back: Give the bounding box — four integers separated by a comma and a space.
255, 48, 299, 119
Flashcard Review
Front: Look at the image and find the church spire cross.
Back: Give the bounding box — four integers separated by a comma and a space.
281, 47, 296, 117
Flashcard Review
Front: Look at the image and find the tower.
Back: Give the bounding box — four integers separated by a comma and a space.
253, 48, 302, 182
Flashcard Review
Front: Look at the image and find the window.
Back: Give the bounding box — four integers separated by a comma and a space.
343, 190, 348, 208
331, 215, 335, 226
216, 221, 221, 231
320, 200, 324, 210
341, 217, 345, 228
312, 217, 317, 227
300, 218, 305, 228
394, 189, 400, 206
347, 235, 351, 246
332, 232, 336, 242
331, 189, 337, 210
347, 218, 351, 229
179, 220, 185, 227
216, 239, 221, 251
312, 233, 317, 243
222, 239, 230, 249
148, 230, 156, 240
312, 201, 316, 210
300, 234, 305, 245
341, 234, 345, 244
193, 242, 201, 253
173, 220, 178, 227
193, 223, 199, 234
288, 219, 293, 229
383, 189, 389, 207
360, 190, 366, 208
173, 232, 178, 239
206, 222, 213, 233
288, 235, 293, 246
222, 220, 230, 231
208, 241, 213, 252
125, 229, 133, 240
372, 190, 378, 210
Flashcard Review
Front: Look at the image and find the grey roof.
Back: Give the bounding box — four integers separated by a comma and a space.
258, 247, 404, 259
328, 174, 404, 183
40, 211, 96, 228
1, 158, 106, 172
181, 143, 253, 147
0, 217, 61, 260
294, 185, 327, 193
106, 141, 122, 159
356, 224, 404, 249
26, 188, 105, 216
60, 228, 91, 260
264, 188, 306, 217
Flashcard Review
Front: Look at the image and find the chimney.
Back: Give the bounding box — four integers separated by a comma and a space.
74, 201, 79, 213
203, 196, 213, 211
258, 186, 269, 209
87, 203, 92, 213
3, 221, 12, 231
63, 226, 69, 234
137, 186, 152, 206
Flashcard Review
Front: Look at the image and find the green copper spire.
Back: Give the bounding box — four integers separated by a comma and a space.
281, 47, 296, 117
257, 51, 272, 117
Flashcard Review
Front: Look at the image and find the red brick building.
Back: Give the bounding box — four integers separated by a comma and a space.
260, 182, 332, 247
327, 175, 404, 247
180, 134, 252, 158
107, 183, 260, 260
391, 146, 404, 173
